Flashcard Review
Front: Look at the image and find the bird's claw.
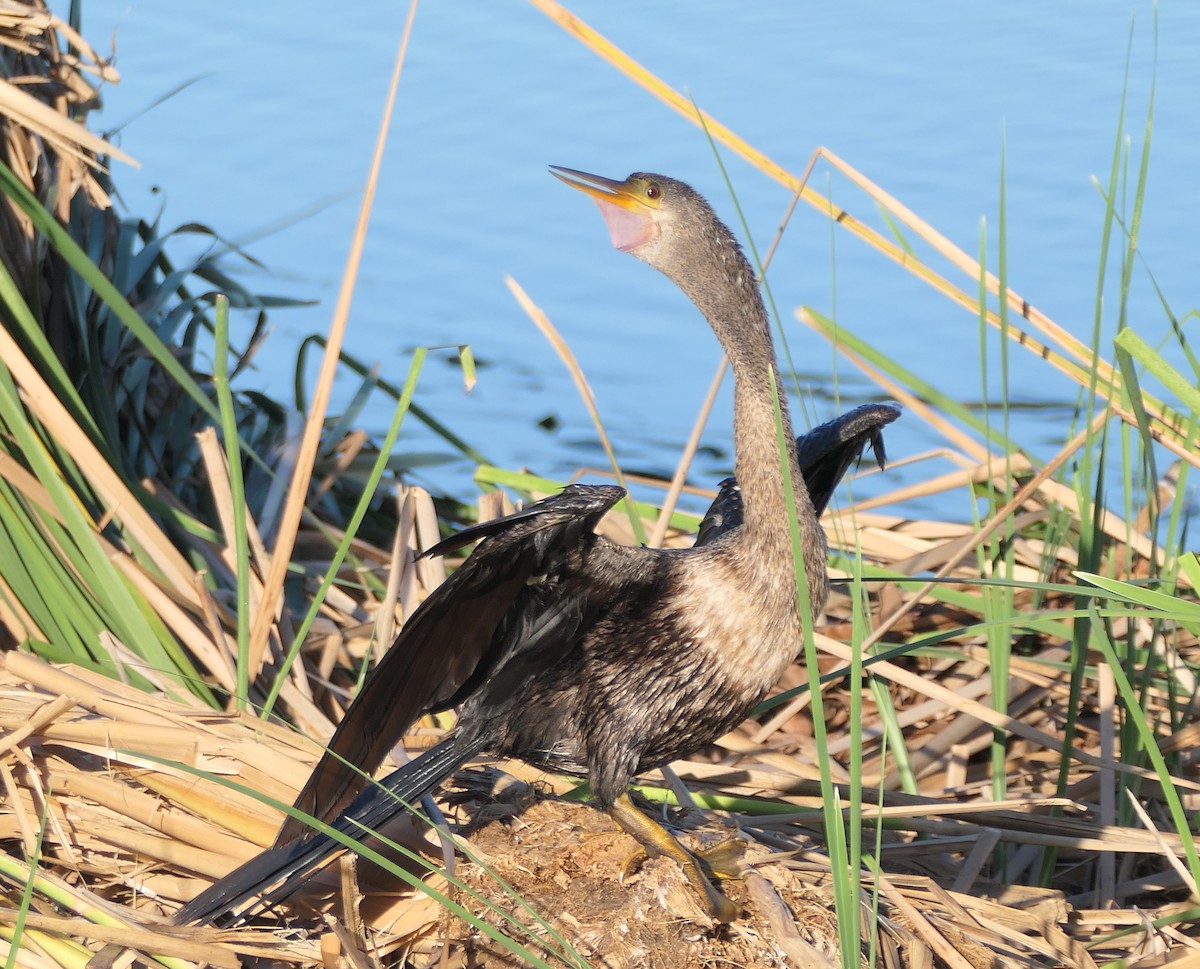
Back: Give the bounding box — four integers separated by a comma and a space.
617, 845, 648, 883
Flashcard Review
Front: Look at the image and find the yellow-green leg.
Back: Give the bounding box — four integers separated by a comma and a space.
609, 792, 740, 923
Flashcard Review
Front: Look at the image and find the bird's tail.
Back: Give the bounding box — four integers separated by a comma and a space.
175, 734, 482, 926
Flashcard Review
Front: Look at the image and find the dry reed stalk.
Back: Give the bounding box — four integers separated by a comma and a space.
0, 1, 132, 244
248, 2, 420, 678
650, 357, 728, 549
506, 275, 644, 525
0, 317, 202, 600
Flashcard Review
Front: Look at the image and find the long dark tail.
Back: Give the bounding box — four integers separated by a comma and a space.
175, 734, 483, 926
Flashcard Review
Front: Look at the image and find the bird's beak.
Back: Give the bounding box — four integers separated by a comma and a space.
550, 167, 641, 208
550, 166, 658, 252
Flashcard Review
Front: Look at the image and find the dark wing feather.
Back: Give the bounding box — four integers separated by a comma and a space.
696, 402, 900, 545
416, 494, 609, 559
275, 483, 625, 846
795, 402, 899, 517
694, 476, 742, 548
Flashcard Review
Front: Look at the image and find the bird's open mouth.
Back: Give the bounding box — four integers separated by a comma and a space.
550, 166, 659, 252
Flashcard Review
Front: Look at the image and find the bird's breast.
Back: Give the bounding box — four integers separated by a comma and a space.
670, 549, 803, 702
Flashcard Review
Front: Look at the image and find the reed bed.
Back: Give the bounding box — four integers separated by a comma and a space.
1, 2, 1198, 967
0, 455, 1191, 968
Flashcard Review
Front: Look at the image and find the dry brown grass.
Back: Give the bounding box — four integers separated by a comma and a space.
1, 2, 1199, 968
1, 457, 1197, 967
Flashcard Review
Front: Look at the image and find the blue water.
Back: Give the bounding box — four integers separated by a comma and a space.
85, 1, 1198, 520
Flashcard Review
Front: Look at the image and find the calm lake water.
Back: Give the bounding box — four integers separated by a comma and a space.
84, 1, 1198, 519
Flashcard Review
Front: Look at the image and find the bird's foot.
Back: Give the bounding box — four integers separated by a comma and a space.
609, 793, 741, 923
692, 838, 746, 880
678, 838, 743, 922
617, 838, 742, 878
618, 846, 738, 922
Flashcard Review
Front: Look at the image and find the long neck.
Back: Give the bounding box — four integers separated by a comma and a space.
690, 269, 804, 537
672, 236, 826, 612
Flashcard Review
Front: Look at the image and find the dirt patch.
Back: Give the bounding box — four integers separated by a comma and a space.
442, 795, 841, 969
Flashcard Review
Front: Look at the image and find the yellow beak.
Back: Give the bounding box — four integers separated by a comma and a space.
551, 166, 659, 252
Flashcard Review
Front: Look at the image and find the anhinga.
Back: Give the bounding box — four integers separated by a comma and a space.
175, 169, 898, 927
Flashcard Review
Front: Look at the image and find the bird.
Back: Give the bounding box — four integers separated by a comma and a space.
174, 168, 899, 928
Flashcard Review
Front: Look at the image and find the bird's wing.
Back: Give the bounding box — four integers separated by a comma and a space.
796, 402, 900, 517
694, 475, 742, 548
276, 483, 625, 845
695, 402, 901, 545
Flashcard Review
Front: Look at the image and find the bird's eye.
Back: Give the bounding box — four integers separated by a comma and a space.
645, 182, 661, 200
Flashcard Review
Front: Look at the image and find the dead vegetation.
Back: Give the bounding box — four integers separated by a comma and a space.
2, 456, 1197, 967
1, 1, 1199, 968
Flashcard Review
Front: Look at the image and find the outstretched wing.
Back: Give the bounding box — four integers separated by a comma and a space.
794, 402, 899, 517
696, 402, 900, 546
276, 483, 625, 845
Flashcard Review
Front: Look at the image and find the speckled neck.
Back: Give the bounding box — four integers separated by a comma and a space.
665, 213, 826, 614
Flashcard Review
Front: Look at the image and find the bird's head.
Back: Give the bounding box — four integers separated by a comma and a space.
551, 166, 717, 273
552, 165, 760, 338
